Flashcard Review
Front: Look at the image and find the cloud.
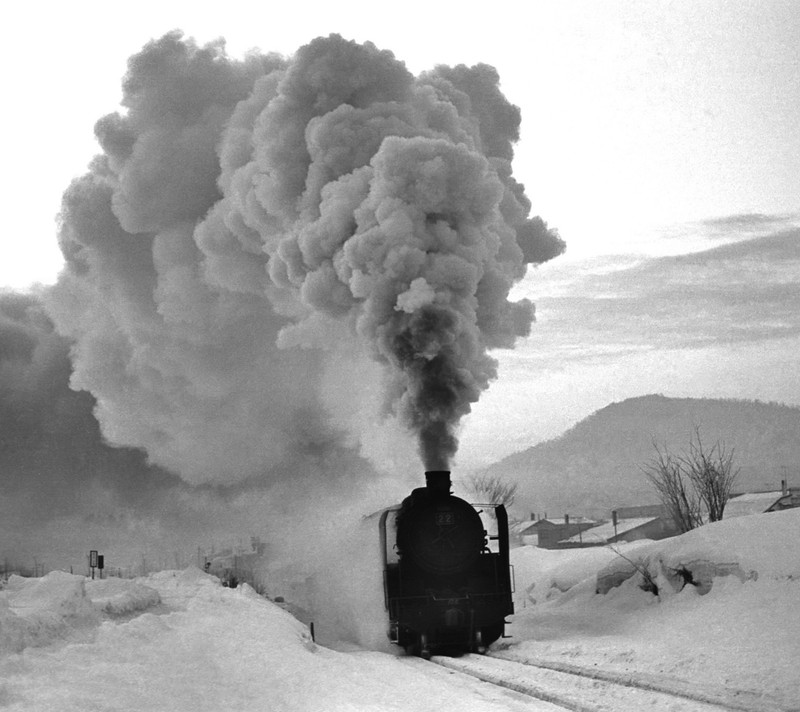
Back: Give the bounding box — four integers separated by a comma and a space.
523, 223, 800, 368
700, 212, 799, 232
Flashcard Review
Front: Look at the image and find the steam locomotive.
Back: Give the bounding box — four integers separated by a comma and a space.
379, 470, 514, 658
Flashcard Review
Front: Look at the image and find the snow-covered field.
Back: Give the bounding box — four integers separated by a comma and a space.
1, 509, 798, 711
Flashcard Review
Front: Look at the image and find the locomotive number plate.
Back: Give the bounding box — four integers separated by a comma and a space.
435, 511, 455, 526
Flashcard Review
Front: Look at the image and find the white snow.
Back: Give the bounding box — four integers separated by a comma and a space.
508, 508, 800, 709
1, 508, 798, 711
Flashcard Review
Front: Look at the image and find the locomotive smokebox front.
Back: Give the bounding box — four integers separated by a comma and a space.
397, 469, 485, 575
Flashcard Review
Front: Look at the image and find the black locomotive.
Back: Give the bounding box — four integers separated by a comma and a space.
379, 470, 513, 658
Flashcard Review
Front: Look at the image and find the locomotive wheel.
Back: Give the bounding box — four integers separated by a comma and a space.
472, 629, 487, 655
420, 632, 431, 660
481, 623, 505, 648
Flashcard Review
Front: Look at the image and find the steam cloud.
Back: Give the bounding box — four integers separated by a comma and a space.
49, 32, 564, 480
0, 292, 188, 563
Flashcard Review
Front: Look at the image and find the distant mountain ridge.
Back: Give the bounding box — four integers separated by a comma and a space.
476, 395, 800, 518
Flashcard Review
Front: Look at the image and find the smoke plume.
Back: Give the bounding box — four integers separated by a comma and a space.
0, 291, 396, 578
49, 32, 564, 479
0, 291, 188, 565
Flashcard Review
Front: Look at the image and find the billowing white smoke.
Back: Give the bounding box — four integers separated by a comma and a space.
49, 31, 564, 483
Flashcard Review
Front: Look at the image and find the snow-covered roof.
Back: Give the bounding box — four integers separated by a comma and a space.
511, 521, 539, 535
528, 516, 596, 528
560, 517, 659, 544
511, 517, 600, 538
724, 491, 785, 518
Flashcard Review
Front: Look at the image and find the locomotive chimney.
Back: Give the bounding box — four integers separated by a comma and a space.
425, 470, 452, 495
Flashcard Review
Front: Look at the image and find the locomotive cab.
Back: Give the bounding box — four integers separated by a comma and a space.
380, 471, 514, 658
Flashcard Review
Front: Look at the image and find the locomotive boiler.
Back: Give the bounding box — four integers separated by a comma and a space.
379, 470, 514, 658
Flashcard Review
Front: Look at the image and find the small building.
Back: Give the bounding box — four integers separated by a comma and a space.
532, 516, 600, 549
724, 484, 800, 518
510, 519, 541, 547
558, 515, 677, 547
553, 503, 680, 548
510, 515, 599, 549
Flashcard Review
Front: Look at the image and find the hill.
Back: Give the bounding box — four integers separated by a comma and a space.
476, 395, 800, 518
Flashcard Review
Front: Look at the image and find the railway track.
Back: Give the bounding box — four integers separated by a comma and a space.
421, 653, 796, 712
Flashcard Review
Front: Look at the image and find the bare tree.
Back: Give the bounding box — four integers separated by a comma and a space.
641, 429, 740, 532
641, 441, 703, 533
463, 474, 518, 508
682, 428, 739, 523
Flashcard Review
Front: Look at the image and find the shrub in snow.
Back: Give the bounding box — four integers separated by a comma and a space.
596, 522, 765, 598
596, 554, 658, 596
659, 559, 757, 595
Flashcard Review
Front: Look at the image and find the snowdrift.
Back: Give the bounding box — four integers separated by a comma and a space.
0, 567, 523, 711
511, 509, 800, 610
1, 571, 98, 654
86, 577, 162, 616
0, 510, 797, 710
507, 508, 800, 708
511, 507, 799, 605
0, 570, 163, 654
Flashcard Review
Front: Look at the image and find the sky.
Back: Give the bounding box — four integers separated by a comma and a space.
0, 1, 799, 570
2, 0, 798, 288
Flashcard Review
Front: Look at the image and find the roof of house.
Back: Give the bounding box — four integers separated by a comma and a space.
559, 517, 660, 544
512, 517, 597, 535
511, 521, 538, 536
724, 491, 786, 518
541, 516, 595, 527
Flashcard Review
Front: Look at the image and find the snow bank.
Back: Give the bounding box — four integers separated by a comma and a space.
512, 508, 800, 605
0, 567, 524, 712
511, 540, 650, 607
503, 509, 800, 708
144, 565, 219, 592
1, 571, 165, 655
0, 571, 98, 654
596, 507, 800, 595
0, 508, 798, 710
656, 507, 800, 578
85, 577, 161, 616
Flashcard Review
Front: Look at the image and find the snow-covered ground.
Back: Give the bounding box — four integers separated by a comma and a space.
1, 509, 798, 711
507, 509, 800, 710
